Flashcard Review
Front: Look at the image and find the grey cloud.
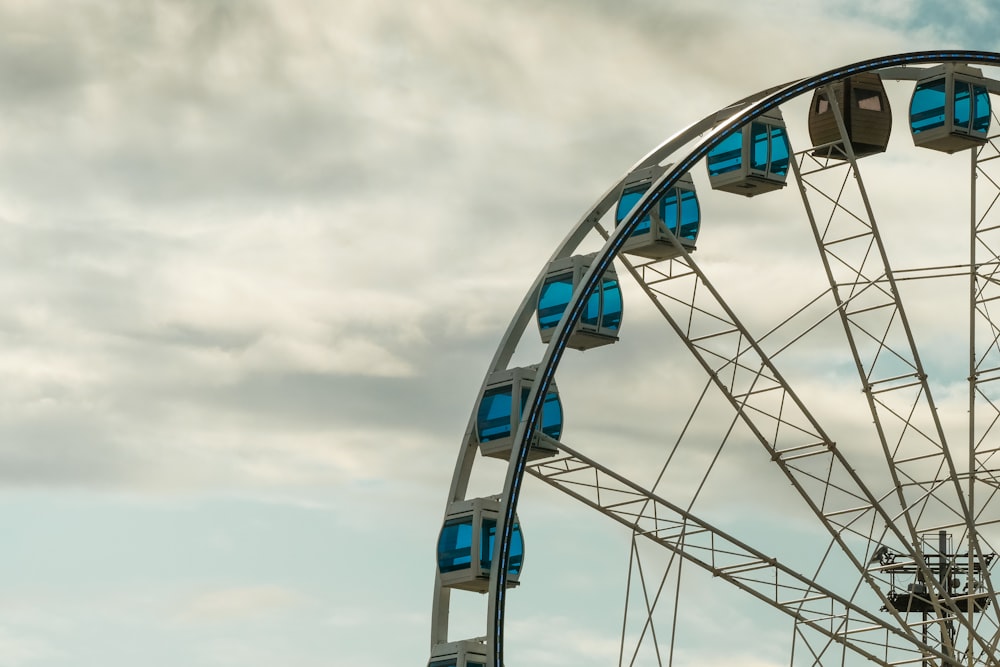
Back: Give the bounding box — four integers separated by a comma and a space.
0, 32, 87, 103
0, 2, 375, 210
835, 0, 1000, 51
0, 413, 149, 486
0, 0, 984, 501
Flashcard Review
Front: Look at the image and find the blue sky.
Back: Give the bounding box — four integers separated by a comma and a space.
1, 1, 1000, 666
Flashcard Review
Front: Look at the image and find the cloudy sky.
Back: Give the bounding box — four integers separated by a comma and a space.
2, 1, 1000, 666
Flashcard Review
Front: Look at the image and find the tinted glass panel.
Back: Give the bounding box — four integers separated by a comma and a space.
583, 284, 600, 327
750, 123, 769, 172
477, 386, 512, 442
438, 518, 473, 573
469, 662, 486, 667
855, 89, 882, 111
660, 189, 679, 235
616, 184, 652, 235
954, 81, 972, 130
910, 79, 946, 133
428, 660, 457, 667
707, 131, 743, 176
769, 126, 790, 177
509, 522, 524, 575
538, 273, 573, 331
973, 84, 991, 134
541, 389, 563, 439
479, 519, 524, 576
601, 278, 623, 330
480, 518, 497, 572
678, 190, 700, 241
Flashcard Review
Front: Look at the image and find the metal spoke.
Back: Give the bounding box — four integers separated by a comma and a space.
527, 442, 950, 665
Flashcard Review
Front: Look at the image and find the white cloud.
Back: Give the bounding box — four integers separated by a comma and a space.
505, 615, 621, 667
0, 626, 60, 666
175, 585, 309, 623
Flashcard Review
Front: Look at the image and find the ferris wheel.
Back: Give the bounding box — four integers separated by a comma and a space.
428, 51, 1000, 667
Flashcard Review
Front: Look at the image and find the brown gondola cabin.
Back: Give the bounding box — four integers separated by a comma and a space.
808, 73, 892, 159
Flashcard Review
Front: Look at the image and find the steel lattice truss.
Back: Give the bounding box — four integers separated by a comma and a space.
527, 443, 951, 666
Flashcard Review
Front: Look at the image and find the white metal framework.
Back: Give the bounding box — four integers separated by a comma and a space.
430, 51, 1000, 667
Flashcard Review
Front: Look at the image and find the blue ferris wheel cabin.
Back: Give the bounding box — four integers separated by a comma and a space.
436, 497, 524, 593
428, 641, 488, 667
615, 164, 700, 259
536, 253, 622, 350
909, 63, 991, 153
474, 366, 562, 461
706, 108, 791, 196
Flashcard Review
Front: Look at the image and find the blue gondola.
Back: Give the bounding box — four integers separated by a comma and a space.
537, 253, 622, 350
436, 497, 524, 593
615, 164, 700, 260
428, 641, 487, 667
475, 366, 562, 460
707, 109, 791, 196
910, 64, 991, 153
